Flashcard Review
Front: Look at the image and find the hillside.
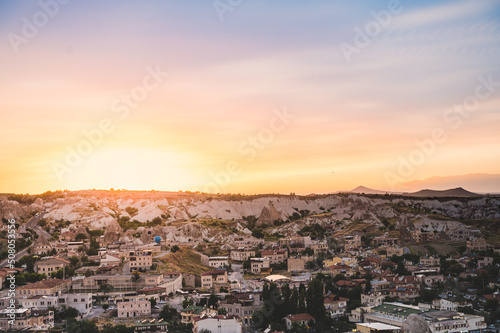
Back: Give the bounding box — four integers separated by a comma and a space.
157, 246, 211, 276
1, 189, 499, 243
405, 187, 481, 198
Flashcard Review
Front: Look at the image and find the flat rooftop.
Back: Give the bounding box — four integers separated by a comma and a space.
357, 322, 401, 330
371, 303, 424, 318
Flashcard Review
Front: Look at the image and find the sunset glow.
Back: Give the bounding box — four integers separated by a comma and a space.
1, 0, 500, 194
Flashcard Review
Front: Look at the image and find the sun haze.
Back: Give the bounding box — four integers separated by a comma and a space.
1, 0, 500, 194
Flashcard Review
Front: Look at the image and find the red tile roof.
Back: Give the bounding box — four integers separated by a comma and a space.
286, 313, 315, 322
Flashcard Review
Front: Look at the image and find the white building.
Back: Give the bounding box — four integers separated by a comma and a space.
20, 295, 59, 310
60, 293, 93, 318
361, 293, 386, 307
360, 303, 486, 333
208, 256, 229, 268
230, 248, 255, 262
432, 296, 471, 312
421, 310, 486, 333
117, 297, 151, 318
193, 315, 242, 333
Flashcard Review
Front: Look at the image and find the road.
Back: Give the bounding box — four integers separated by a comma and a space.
228, 264, 258, 292
0, 245, 31, 268
0, 212, 48, 268
85, 306, 106, 320
22, 212, 51, 239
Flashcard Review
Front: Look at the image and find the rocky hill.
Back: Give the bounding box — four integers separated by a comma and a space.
1, 190, 499, 244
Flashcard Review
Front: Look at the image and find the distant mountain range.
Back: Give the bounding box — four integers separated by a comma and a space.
403, 187, 481, 198
348, 186, 390, 195
347, 186, 483, 198
402, 173, 500, 194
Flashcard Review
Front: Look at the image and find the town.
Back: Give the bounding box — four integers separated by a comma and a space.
0, 189, 499, 333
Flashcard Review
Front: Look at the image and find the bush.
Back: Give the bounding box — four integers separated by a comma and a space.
75, 233, 87, 241
125, 206, 138, 216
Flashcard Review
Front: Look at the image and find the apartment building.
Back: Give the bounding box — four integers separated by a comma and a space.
230, 248, 255, 262
59, 293, 93, 318
412, 230, 435, 243
432, 296, 471, 312
467, 237, 489, 252
287, 257, 306, 272
361, 293, 386, 307
20, 295, 59, 310
144, 274, 164, 287
386, 247, 404, 257
208, 256, 229, 268
419, 256, 440, 267
250, 258, 271, 274
34, 257, 70, 274
201, 270, 228, 290
285, 313, 315, 331
0, 308, 54, 331
388, 286, 420, 303
324, 294, 349, 318
344, 234, 362, 250
117, 297, 151, 318
261, 249, 288, 264
329, 262, 354, 277
373, 234, 398, 247
18, 279, 71, 297
219, 292, 262, 326
128, 250, 153, 271
311, 241, 328, 254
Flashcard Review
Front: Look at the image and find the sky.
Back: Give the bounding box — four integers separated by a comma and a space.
1, 0, 500, 195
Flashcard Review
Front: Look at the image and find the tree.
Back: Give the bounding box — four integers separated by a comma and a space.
100, 324, 135, 333
69, 256, 80, 267
306, 279, 326, 322
125, 206, 138, 216
65, 318, 99, 333
99, 283, 114, 295
51, 268, 64, 279
251, 228, 264, 239
53, 305, 79, 321
396, 261, 409, 276
485, 299, 498, 312
75, 233, 87, 241
289, 321, 308, 333
159, 304, 178, 321
38, 218, 47, 227
15, 274, 26, 286
364, 279, 372, 293
151, 216, 162, 225
102, 304, 109, 311
16, 254, 37, 273
182, 297, 193, 309
171, 245, 180, 253
131, 271, 141, 282
208, 294, 218, 308
150, 298, 157, 307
